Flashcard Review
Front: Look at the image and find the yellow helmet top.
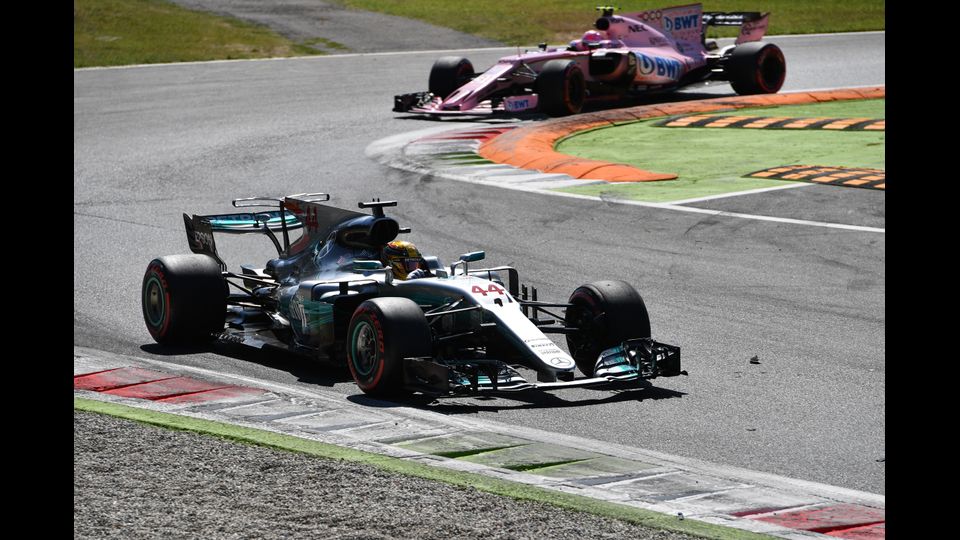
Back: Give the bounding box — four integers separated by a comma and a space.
382, 240, 423, 280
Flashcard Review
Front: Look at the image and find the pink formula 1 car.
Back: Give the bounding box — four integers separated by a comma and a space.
394, 4, 785, 117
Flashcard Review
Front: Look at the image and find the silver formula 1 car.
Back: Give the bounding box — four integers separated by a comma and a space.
141, 193, 683, 396
394, 4, 785, 116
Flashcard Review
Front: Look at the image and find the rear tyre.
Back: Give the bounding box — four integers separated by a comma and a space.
564, 280, 650, 377
429, 56, 475, 99
141, 254, 227, 345
536, 59, 586, 116
725, 42, 786, 95
347, 297, 432, 396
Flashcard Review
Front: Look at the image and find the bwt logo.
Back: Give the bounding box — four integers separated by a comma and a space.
664, 14, 699, 32
655, 57, 682, 79
637, 53, 656, 75
505, 98, 529, 111
636, 54, 682, 80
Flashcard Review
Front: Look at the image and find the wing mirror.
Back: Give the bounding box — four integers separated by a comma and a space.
352, 260, 394, 285
450, 251, 485, 276
353, 260, 384, 271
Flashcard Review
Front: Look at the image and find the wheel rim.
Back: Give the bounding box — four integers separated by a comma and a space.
566, 301, 599, 359
758, 50, 785, 91
143, 276, 166, 328
566, 70, 585, 110
351, 321, 379, 378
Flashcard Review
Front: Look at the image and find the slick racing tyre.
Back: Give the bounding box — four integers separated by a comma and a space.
347, 297, 432, 396
141, 254, 227, 345
725, 42, 786, 95
564, 280, 650, 377
429, 56, 475, 99
536, 59, 586, 116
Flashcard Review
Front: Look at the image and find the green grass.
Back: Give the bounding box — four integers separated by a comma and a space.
74, 0, 328, 67
335, 1, 885, 45
556, 99, 885, 203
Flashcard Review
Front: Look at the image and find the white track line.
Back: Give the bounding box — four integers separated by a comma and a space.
369, 130, 886, 235
665, 182, 812, 205
415, 162, 885, 234
527, 187, 886, 234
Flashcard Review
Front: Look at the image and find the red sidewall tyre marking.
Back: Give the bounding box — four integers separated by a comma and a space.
348, 309, 386, 391
144, 264, 172, 338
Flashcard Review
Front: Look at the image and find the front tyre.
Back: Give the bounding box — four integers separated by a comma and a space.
347, 297, 432, 396
429, 56, 475, 99
564, 280, 650, 377
725, 42, 786, 95
536, 59, 586, 116
141, 254, 227, 345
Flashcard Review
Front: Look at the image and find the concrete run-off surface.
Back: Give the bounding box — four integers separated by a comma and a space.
75, 346, 885, 539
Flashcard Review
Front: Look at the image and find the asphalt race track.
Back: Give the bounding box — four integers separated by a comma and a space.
74, 32, 885, 495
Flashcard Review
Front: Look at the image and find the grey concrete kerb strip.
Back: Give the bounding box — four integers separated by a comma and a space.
365, 122, 600, 190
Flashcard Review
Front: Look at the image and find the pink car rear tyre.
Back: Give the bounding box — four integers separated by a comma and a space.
725, 42, 786, 95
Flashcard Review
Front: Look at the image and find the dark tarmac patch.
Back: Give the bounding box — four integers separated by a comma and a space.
746, 165, 885, 190
165, 0, 503, 54
658, 115, 884, 131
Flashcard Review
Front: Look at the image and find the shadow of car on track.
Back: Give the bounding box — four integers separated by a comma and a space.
138, 343, 685, 410
139, 342, 353, 388
347, 380, 685, 413
394, 90, 734, 124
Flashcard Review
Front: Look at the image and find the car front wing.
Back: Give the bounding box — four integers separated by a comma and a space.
402, 337, 684, 396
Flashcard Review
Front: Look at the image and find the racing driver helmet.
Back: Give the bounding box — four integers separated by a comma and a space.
382, 240, 425, 280
581, 30, 605, 48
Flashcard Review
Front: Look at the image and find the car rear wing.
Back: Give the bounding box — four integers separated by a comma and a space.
702, 11, 770, 44
182, 192, 413, 271
197, 210, 301, 233
182, 193, 329, 268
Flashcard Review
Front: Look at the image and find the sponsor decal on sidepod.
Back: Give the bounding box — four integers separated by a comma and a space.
635, 53, 683, 80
